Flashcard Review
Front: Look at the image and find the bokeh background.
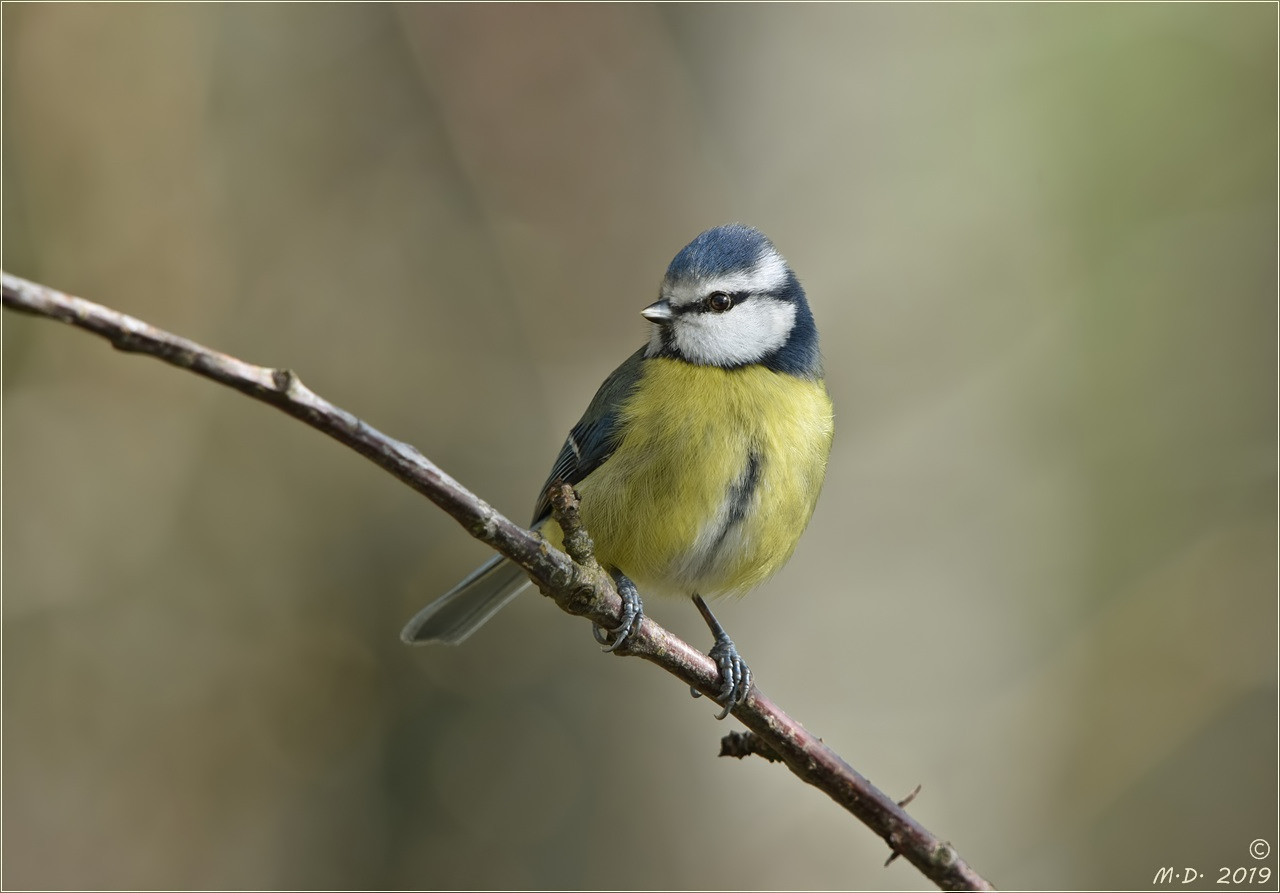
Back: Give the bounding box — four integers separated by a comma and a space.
3, 4, 1276, 890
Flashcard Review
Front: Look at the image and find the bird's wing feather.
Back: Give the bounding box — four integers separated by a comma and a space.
531, 346, 647, 525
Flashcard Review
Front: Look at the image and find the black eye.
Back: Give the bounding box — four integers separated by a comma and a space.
706, 292, 734, 313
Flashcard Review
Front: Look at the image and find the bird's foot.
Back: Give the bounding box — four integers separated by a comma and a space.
592, 571, 643, 652
689, 595, 753, 720
692, 630, 752, 720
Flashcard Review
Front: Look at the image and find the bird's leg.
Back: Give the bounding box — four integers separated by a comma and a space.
689, 594, 753, 720
592, 569, 644, 653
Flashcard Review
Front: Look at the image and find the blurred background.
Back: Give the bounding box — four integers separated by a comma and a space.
3, 4, 1275, 890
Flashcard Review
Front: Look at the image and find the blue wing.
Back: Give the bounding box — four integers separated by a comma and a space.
403, 346, 648, 646
531, 346, 647, 525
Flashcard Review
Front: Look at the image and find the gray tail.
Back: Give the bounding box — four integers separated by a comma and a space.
400, 555, 532, 645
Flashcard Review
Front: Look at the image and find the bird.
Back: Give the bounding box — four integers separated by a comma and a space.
401, 224, 834, 718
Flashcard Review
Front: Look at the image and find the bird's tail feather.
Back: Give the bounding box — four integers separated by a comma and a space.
400, 555, 532, 645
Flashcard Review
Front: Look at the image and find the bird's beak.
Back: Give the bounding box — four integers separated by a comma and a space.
641, 300, 674, 323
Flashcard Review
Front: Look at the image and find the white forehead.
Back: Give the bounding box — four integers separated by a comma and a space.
662, 246, 791, 307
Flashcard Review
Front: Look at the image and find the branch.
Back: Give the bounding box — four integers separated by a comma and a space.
2, 271, 995, 892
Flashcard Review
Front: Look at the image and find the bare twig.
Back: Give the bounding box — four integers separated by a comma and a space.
719, 729, 784, 763
3, 271, 995, 892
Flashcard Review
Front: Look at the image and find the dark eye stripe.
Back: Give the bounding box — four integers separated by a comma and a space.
667, 290, 748, 315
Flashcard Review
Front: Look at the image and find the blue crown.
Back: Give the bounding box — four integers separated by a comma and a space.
664, 224, 775, 284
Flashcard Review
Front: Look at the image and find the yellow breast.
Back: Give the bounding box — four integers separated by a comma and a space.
560, 357, 833, 599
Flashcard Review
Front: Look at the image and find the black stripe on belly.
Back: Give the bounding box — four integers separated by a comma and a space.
705, 449, 762, 561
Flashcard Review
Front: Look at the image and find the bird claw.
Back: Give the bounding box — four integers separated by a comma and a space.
690, 631, 753, 720
592, 572, 643, 652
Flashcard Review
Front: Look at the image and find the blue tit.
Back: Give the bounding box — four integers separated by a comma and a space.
402, 224, 834, 717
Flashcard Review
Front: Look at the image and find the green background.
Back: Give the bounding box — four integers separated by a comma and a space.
4, 4, 1276, 889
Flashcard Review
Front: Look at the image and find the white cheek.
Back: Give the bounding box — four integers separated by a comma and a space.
674, 300, 796, 366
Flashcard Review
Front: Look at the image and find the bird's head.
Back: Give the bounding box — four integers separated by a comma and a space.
643, 224, 820, 377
